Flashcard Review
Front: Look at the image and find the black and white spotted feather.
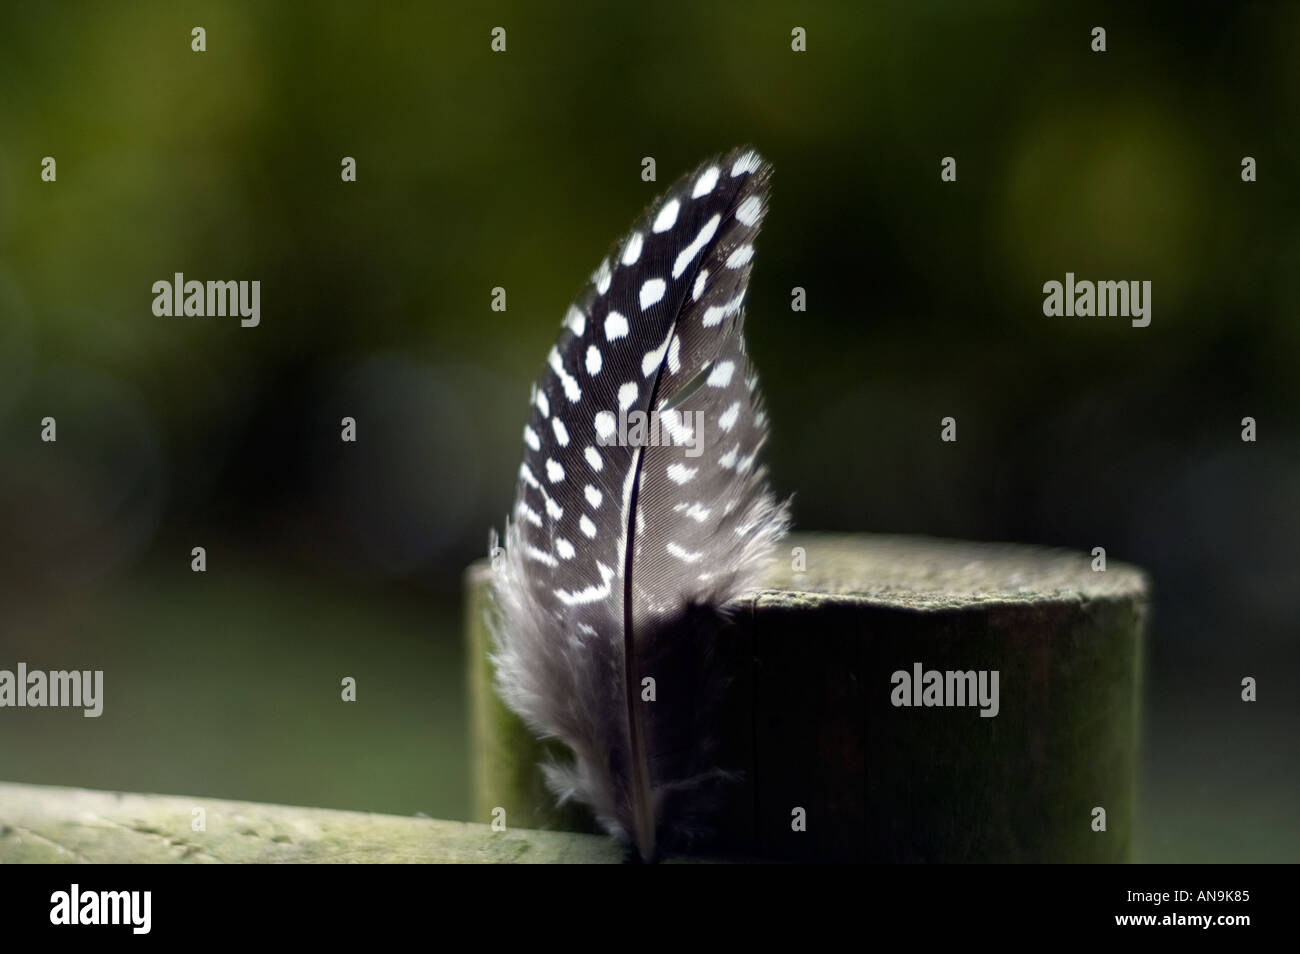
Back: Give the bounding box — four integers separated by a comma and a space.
489, 148, 789, 862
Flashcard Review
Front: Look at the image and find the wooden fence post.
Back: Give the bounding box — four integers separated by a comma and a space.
466, 532, 1148, 862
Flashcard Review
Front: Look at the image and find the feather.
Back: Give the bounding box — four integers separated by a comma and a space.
488, 147, 790, 862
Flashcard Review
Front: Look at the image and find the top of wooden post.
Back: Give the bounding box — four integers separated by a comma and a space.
755, 532, 1148, 611
469, 531, 1149, 613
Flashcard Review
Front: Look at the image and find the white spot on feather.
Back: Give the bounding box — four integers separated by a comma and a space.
551, 418, 569, 446
605, 311, 629, 341
618, 382, 638, 411
692, 269, 708, 301
564, 305, 586, 336
735, 195, 763, 226
672, 213, 720, 279
707, 361, 735, 388
584, 445, 604, 471
671, 502, 711, 523
731, 151, 760, 177
726, 245, 753, 269
516, 502, 543, 527
579, 515, 597, 538
621, 231, 643, 266
667, 462, 697, 484
554, 560, 615, 606
523, 425, 541, 451
548, 347, 581, 403
641, 327, 674, 376
545, 458, 565, 483
702, 290, 746, 327
525, 545, 557, 567
639, 278, 666, 311
594, 411, 616, 440
692, 166, 719, 198
667, 542, 702, 563
585, 344, 602, 376
652, 199, 680, 233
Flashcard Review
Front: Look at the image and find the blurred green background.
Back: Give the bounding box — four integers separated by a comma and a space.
0, 1, 1296, 861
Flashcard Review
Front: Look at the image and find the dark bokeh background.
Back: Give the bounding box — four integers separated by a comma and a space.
0, 2, 1296, 861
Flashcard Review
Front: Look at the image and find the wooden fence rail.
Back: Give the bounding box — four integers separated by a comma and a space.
0, 782, 620, 864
